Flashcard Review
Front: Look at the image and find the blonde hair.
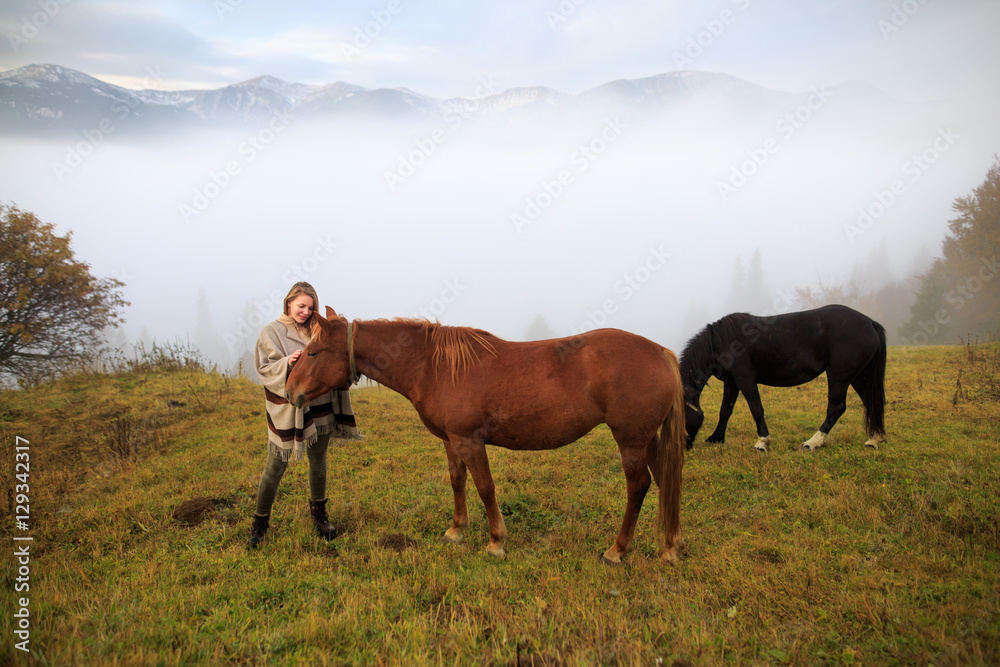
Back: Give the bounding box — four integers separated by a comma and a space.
282, 282, 320, 327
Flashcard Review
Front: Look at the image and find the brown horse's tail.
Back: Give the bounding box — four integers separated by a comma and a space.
651, 348, 685, 561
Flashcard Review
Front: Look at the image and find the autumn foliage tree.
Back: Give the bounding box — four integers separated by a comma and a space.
1, 203, 128, 384
900, 156, 1000, 344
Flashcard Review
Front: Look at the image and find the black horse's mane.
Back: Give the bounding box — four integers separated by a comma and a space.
679, 312, 758, 388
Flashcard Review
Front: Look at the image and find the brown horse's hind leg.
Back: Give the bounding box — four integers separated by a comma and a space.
442, 440, 469, 544
449, 434, 507, 558
602, 439, 652, 565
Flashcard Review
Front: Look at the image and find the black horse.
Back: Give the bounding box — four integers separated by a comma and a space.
680, 304, 887, 451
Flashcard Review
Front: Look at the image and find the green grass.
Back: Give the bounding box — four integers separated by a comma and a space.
1, 344, 998, 665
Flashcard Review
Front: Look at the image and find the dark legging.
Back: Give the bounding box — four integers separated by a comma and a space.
254, 433, 330, 516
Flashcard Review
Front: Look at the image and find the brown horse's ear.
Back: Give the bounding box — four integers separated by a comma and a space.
325, 306, 337, 319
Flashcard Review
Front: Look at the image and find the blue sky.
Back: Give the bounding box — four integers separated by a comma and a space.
2, 0, 998, 102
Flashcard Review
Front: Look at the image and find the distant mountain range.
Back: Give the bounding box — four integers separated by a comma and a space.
0, 63, 906, 138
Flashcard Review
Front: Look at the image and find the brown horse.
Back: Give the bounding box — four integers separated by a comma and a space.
285, 307, 686, 564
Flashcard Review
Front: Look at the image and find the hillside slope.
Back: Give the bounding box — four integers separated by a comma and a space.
1, 344, 998, 665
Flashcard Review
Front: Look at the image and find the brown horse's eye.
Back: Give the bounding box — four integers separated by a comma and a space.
307, 351, 318, 358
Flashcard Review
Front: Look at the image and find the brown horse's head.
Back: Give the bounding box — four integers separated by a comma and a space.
285, 306, 351, 407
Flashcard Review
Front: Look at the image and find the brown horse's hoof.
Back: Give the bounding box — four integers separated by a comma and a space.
600, 554, 622, 566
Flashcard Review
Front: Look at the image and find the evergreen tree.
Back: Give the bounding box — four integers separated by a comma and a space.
193, 287, 224, 365
726, 255, 747, 312
745, 248, 770, 312
899, 261, 951, 344
901, 156, 1000, 343
524, 315, 556, 341
727, 250, 769, 313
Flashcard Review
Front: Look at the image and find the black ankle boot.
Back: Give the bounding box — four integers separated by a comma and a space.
309, 499, 338, 540
248, 513, 270, 549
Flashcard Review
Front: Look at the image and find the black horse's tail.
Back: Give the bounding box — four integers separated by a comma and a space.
856, 321, 887, 438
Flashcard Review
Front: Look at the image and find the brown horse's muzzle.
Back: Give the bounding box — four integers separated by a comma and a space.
286, 360, 317, 408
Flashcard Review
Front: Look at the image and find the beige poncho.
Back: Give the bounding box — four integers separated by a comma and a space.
255, 315, 360, 461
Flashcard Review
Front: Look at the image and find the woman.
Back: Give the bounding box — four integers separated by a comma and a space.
249, 281, 361, 548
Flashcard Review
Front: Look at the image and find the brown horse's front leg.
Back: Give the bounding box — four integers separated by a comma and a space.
603, 444, 652, 565
442, 440, 468, 544
449, 434, 507, 558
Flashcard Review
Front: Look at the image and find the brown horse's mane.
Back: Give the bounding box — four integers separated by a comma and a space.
377, 317, 500, 382
311, 312, 346, 340
428, 321, 500, 383
312, 314, 500, 382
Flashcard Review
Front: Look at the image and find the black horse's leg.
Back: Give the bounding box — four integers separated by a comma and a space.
802, 378, 849, 450
706, 381, 740, 443
737, 381, 771, 451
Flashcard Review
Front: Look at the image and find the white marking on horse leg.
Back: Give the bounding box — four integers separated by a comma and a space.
801, 431, 826, 451
660, 545, 679, 565
864, 433, 887, 449
486, 519, 507, 557
753, 436, 771, 452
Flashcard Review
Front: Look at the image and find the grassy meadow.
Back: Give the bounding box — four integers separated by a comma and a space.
1, 342, 998, 665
